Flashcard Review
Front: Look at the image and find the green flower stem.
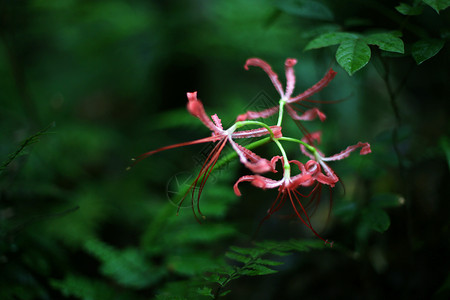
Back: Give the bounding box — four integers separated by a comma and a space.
277, 136, 317, 154
277, 99, 286, 127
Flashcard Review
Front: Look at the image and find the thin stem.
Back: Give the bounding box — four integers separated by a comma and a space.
278, 136, 317, 153
277, 99, 286, 126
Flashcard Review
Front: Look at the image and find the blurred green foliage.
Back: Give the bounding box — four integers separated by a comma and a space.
1, 0, 449, 299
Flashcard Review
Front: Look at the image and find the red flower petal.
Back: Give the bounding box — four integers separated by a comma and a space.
284, 58, 297, 99
288, 69, 337, 103
236, 106, 279, 122
245, 58, 284, 98
186, 92, 219, 133
286, 106, 326, 122
322, 142, 371, 161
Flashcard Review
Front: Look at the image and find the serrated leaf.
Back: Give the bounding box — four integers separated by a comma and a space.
197, 287, 214, 298
422, 0, 450, 13
364, 32, 405, 53
305, 32, 358, 51
277, 0, 334, 21
220, 290, 232, 297
396, 3, 424, 15
289, 239, 326, 251
370, 193, 405, 208
225, 251, 250, 263
84, 239, 164, 288
241, 264, 278, 276
412, 39, 445, 64
229, 246, 259, 257
254, 258, 284, 266
362, 208, 391, 233
336, 39, 371, 75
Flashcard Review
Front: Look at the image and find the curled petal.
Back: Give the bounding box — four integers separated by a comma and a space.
284, 58, 297, 99
231, 125, 282, 139
303, 131, 322, 144
316, 171, 338, 187
186, 92, 218, 133
288, 69, 337, 103
234, 175, 281, 196
322, 142, 372, 161
299, 131, 323, 160
236, 106, 279, 122
286, 106, 326, 122
289, 160, 315, 187
270, 155, 284, 172
229, 140, 275, 173
245, 58, 284, 98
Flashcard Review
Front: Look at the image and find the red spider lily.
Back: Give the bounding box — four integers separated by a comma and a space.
134, 92, 282, 221
237, 58, 337, 123
300, 132, 372, 188
234, 156, 334, 245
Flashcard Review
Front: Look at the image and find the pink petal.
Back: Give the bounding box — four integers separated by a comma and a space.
245, 58, 284, 98
234, 175, 281, 196
231, 125, 282, 139
322, 142, 371, 161
284, 58, 297, 99
229, 140, 275, 173
270, 155, 284, 172
236, 106, 279, 122
315, 160, 339, 187
186, 92, 219, 133
296, 160, 338, 187
299, 132, 322, 160
288, 69, 337, 103
289, 160, 314, 187
211, 114, 223, 130
286, 106, 326, 122
316, 172, 338, 187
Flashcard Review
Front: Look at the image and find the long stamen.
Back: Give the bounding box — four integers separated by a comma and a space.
196, 138, 228, 218
130, 135, 222, 167
289, 189, 331, 245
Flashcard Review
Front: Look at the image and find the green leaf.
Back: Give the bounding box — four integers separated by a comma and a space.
197, 287, 214, 298
84, 239, 165, 289
412, 39, 445, 64
220, 290, 232, 297
225, 251, 250, 263
50, 275, 116, 300
277, 0, 334, 21
362, 208, 391, 233
422, 0, 450, 13
395, 3, 424, 15
305, 32, 358, 51
336, 39, 371, 75
229, 246, 259, 257
241, 264, 278, 276
370, 193, 405, 208
254, 258, 284, 266
364, 32, 405, 53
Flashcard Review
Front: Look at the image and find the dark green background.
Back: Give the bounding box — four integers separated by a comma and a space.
1, 0, 449, 299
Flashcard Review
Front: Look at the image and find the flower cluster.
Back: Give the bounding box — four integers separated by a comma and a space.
135, 58, 371, 245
